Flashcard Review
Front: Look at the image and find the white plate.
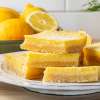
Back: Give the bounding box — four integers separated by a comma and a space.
1, 54, 100, 95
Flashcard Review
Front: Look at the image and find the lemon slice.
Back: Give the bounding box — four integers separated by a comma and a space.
21, 3, 45, 19
26, 11, 58, 32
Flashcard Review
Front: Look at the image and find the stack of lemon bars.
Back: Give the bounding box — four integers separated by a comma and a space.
4, 31, 100, 83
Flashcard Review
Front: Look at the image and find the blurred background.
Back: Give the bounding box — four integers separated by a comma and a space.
0, 0, 100, 39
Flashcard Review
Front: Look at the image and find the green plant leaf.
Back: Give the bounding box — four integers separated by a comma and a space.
84, 0, 100, 11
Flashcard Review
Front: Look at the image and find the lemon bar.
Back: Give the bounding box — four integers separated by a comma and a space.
83, 43, 100, 65
4, 52, 79, 79
21, 31, 87, 53
27, 52, 80, 68
4, 52, 44, 80
79, 33, 92, 65
43, 66, 98, 83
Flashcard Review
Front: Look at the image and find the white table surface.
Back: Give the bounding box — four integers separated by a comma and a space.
0, 82, 100, 100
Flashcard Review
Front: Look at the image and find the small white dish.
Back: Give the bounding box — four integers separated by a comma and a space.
0, 53, 100, 95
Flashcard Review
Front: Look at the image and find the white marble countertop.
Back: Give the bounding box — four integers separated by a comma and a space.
0, 82, 100, 100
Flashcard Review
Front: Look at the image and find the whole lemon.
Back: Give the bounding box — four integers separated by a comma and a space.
0, 7, 19, 22
0, 18, 35, 40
